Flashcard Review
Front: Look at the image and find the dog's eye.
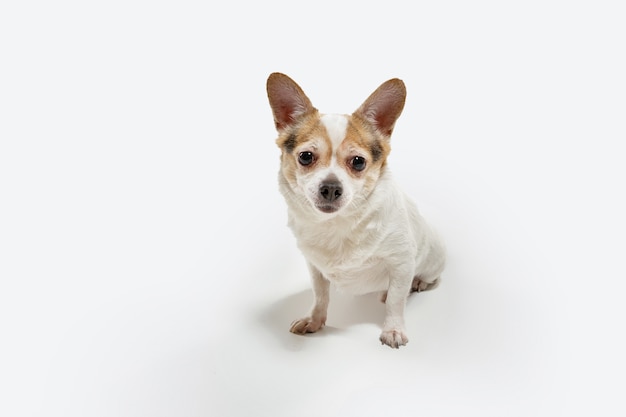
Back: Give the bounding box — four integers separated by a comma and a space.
350, 156, 366, 171
298, 151, 315, 166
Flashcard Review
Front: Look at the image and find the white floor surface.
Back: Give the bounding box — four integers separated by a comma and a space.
1, 1, 625, 416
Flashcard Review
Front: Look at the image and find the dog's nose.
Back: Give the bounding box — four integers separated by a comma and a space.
319, 179, 343, 202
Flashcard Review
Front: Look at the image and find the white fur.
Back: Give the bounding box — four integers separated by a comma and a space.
320, 113, 348, 149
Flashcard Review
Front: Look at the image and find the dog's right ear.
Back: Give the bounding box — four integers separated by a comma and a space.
267, 73, 316, 132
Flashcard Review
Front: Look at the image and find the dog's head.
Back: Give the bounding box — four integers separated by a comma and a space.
267, 73, 406, 216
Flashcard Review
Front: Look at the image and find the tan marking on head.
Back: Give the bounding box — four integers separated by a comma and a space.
339, 116, 391, 170
275, 113, 335, 189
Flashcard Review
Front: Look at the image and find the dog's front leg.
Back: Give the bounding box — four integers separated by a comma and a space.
379, 276, 411, 348
289, 263, 329, 335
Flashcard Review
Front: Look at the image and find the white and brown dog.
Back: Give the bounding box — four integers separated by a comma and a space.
266, 73, 445, 348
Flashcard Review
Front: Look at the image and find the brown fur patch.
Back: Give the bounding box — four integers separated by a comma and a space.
346, 115, 391, 167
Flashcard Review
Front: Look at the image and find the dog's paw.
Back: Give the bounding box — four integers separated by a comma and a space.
379, 329, 409, 349
411, 276, 440, 293
289, 317, 325, 335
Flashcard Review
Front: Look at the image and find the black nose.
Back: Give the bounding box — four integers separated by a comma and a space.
319, 179, 343, 202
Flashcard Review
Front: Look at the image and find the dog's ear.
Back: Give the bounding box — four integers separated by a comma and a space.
267, 73, 316, 132
353, 79, 406, 138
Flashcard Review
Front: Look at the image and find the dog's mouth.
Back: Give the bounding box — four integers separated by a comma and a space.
315, 203, 341, 214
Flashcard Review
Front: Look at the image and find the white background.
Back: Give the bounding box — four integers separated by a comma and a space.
1, 1, 625, 416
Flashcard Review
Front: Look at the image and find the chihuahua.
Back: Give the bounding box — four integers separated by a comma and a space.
266, 73, 445, 348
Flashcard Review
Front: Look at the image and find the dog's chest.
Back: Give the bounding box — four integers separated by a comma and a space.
294, 221, 391, 293
322, 260, 390, 294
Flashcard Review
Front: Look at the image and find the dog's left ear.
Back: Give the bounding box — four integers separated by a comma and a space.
353, 79, 406, 138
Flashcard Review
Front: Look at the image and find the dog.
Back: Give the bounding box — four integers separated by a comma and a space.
266, 73, 445, 348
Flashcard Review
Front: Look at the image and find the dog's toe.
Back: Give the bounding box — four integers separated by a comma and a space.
411, 276, 440, 293
379, 329, 409, 348
290, 317, 325, 335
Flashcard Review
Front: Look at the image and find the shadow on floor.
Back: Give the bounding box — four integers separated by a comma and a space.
257, 287, 389, 349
